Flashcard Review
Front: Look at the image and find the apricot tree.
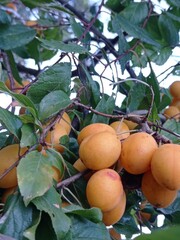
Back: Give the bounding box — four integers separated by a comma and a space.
0, 0, 179, 240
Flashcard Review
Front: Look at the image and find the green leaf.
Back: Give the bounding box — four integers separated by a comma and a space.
91, 95, 115, 124
0, 192, 34, 240
150, 47, 172, 65
0, 82, 39, 121
112, 15, 131, 73
38, 38, 88, 54
39, 90, 71, 121
17, 151, 55, 205
160, 119, 180, 144
0, 234, 16, 240
27, 63, 71, 104
32, 187, 71, 239
105, 0, 124, 13
127, 83, 147, 112
5, 51, 22, 83
146, 70, 160, 106
64, 205, 102, 223
64, 215, 111, 240
0, 24, 36, 50
166, 0, 180, 7
114, 210, 140, 238
0, 107, 22, 138
158, 14, 179, 47
0, 10, 11, 25
120, 2, 148, 25
23, 211, 42, 240
70, 17, 91, 46
135, 225, 180, 240
116, 15, 161, 47
20, 123, 38, 147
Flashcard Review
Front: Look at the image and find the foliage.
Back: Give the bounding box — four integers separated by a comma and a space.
0, 0, 179, 239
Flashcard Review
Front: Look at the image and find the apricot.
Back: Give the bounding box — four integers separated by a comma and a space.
102, 191, 126, 226
86, 169, 123, 212
164, 106, 179, 120
1, 186, 17, 203
141, 170, 177, 208
52, 166, 62, 183
79, 132, 121, 170
170, 98, 180, 111
110, 121, 130, 140
5, 79, 30, 93
73, 158, 87, 172
123, 119, 138, 130
6, 3, 17, 13
59, 112, 71, 134
25, 20, 38, 27
169, 81, 180, 99
45, 124, 68, 153
77, 123, 116, 144
151, 144, 180, 190
0, 144, 27, 188
109, 228, 121, 240
120, 132, 158, 174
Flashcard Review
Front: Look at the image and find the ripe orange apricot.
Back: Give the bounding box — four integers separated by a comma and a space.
25, 20, 38, 27
73, 158, 87, 172
170, 98, 180, 111
141, 170, 177, 208
109, 228, 121, 240
52, 166, 62, 183
77, 123, 116, 144
5, 79, 30, 93
79, 132, 121, 170
169, 81, 180, 99
123, 119, 138, 130
151, 144, 180, 190
164, 106, 179, 120
0, 144, 27, 188
110, 121, 130, 140
120, 132, 158, 174
1, 186, 17, 203
45, 124, 68, 153
59, 112, 71, 134
102, 191, 126, 226
6, 3, 17, 13
86, 169, 123, 212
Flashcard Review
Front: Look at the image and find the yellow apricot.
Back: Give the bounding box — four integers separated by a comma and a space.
169, 81, 180, 99
164, 106, 179, 120
151, 144, 180, 190
6, 3, 17, 13
45, 124, 68, 153
0, 144, 27, 188
123, 119, 138, 130
109, 228, 121, 240
59, 112, 71, 134
141, 170, 177, 208
1, 186, 17, 203
110, 121, 130, 140
86, 169, 123, 212
5, 79, 30, 93
73, 158, 87, 172
170, 98, 180, 111
120, 132, 158, 174
77, 123, 116, 144
102, 192, 126, 226
25, 20, 38, 27
79, 132, 121, 170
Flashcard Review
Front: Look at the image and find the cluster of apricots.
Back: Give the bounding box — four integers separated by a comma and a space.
163, 81, 180, 120
74, 120, 180, 226
119, 129, 180, 208
74, 122, 128, 226
0, 112, 71, 204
